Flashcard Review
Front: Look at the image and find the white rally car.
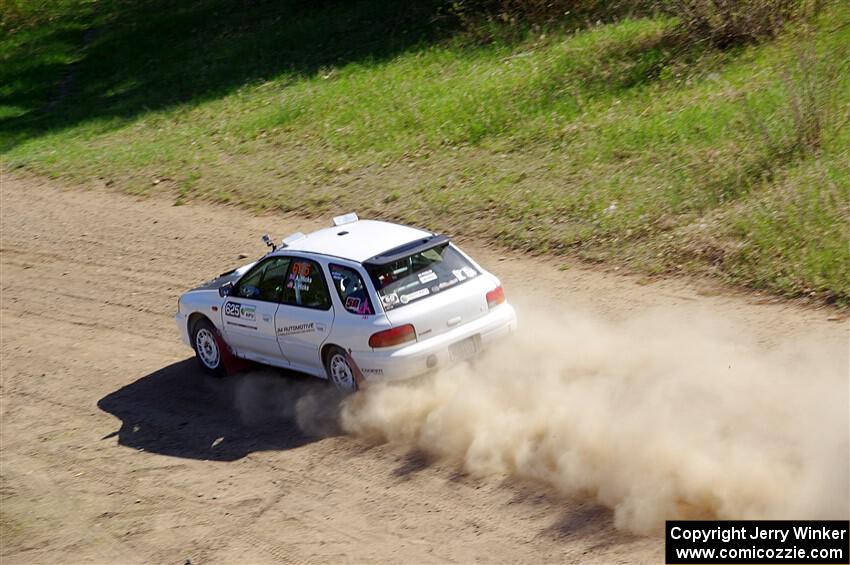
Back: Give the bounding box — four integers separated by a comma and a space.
175, 214, 517, 391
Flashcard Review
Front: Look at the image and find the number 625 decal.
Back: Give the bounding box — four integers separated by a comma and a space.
224, 302, 241, 318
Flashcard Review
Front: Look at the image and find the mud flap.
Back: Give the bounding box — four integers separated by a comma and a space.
345, 348, 365, 389
213, 329, 249, 375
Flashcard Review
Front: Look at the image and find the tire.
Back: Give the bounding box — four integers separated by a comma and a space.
324, 346, 358, 393
191, 318, 227, 377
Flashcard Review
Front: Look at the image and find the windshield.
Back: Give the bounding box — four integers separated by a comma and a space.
367, 244, 479, 311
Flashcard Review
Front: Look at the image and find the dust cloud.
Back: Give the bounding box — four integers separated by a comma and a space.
339, 304, 849, 534
229, 370, 344, 437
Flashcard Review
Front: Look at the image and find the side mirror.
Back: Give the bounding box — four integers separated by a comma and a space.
219, 281, 234, 297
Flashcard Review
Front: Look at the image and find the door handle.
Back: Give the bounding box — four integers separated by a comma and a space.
447, 316, 462, 327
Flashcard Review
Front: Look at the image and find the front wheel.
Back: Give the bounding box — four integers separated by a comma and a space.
324, 346, 358, 393
192, 318, 227, 377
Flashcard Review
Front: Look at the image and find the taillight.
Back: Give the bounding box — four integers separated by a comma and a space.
369, 324, 417, 348
486, 286, 505, 309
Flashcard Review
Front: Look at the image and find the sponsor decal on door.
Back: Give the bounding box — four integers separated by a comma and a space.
224, 302, 256, 321
277, 322, 316, 336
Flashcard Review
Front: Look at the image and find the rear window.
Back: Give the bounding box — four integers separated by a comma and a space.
367, 244, 479, 311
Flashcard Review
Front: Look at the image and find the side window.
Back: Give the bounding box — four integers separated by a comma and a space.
281, 259, 331, 310
329, 264, 374, 315
234, 257, 290, 302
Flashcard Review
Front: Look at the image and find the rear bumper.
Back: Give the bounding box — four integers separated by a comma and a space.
352, 303, 517, 382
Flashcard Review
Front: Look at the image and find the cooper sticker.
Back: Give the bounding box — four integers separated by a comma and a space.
362, 368, 384, 376
277, 322, 315, 336
418, 270, 438, 284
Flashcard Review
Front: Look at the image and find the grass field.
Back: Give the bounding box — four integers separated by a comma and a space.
2, 0, 848, 303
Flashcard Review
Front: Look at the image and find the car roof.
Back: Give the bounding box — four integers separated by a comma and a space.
276, 219, 433, 263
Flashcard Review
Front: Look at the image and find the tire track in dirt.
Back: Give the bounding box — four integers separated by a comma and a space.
1, 173, 845, 563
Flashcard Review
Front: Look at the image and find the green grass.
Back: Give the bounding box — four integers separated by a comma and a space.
2, 0, 848, 303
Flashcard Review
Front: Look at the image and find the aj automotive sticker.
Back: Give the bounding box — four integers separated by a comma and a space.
277, 322, 316, 336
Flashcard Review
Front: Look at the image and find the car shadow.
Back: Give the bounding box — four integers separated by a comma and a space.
97, 358, 344, 461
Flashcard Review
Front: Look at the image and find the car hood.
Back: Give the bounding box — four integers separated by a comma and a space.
191, 261, 257, 292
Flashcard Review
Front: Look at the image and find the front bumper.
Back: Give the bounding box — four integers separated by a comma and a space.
352, 302, 517, 382
175, 312, 192, 347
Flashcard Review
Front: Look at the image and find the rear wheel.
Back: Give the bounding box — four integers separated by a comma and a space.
324, 346, 357, 393
192, 318, 226, 377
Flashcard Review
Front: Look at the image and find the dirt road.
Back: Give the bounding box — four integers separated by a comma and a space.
1, 174, 846, 564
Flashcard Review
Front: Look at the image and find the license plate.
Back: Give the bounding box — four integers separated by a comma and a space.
449, 336, 479, 361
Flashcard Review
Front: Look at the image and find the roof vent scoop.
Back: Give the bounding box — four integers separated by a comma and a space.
332, 212, 359, 227
281, 232, 307, 247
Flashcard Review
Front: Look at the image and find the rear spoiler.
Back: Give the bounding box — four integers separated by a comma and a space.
362, 235, 450, 268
